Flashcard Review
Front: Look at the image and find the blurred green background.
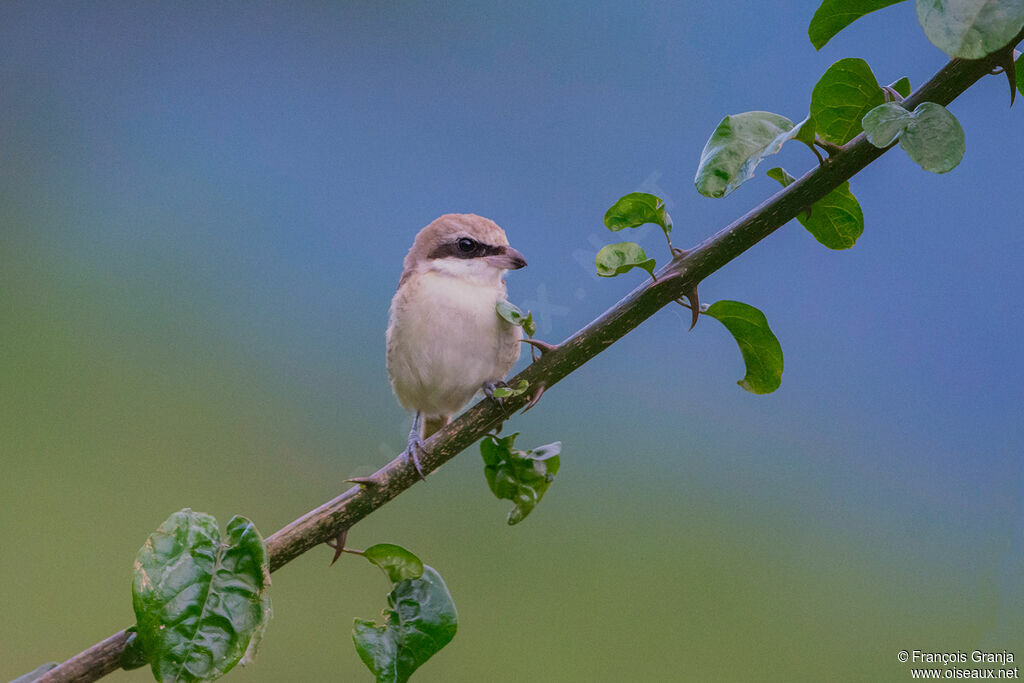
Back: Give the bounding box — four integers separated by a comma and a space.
2, 2, 1022, 681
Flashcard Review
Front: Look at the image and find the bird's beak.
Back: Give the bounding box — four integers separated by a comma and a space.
490, 245, 527, 270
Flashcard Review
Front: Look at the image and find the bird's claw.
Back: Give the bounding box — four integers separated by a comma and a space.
404, 416, 428, 481
483, 381, 512, 420
405, 440, 427, 481
483, 380, 503, 400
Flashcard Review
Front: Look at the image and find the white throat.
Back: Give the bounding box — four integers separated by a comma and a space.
424, 257, 505, 286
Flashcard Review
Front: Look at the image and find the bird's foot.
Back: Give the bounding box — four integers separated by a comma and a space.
483, 380, 502, 400
404, 416, 428, 481
483, 381, 513, 419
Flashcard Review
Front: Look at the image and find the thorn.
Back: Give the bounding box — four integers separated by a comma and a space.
345, 476, 378, 488
327, 528, 349, 566
675, 287, 702, 330
521, 382, 547, 413
520, 338, 558, 355
686, 285, 700, 330
801, 204, 813, 221
993, 47, 1016, 106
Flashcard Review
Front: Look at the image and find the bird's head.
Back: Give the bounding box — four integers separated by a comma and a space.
403, 213, 527, 284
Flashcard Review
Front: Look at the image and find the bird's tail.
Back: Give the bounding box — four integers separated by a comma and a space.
422, 415, 450, 440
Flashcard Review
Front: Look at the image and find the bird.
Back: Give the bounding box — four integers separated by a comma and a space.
386, 213, 527, 478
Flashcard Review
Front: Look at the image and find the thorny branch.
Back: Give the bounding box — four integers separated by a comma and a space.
37, 32, 1023, 683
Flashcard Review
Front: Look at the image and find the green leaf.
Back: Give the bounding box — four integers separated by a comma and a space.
491, 379, 529, 398
766, 167, 864, 249
765, 167, 797, 187
916, 0, 1024, 59
353, 565, 458, 683
132, 509, 272, 683
861, 101, 965, 172
809, 0, 909, 49
495, 300, 536, 336
363, 544, 425, 583
10, 663, 59, 682
521, 313, 536, 337
481, 433, 561, 525
595, 242, 656, 278
121, 627, 149, 670
889, 76, 912, 98
694, 111, 802, 198
705, 301, 784, 394
810, 58, 885, 145
789, 115, 818, 147
604, 192, 673, 242
899, 102, 966, 173
862, 102, 913, 147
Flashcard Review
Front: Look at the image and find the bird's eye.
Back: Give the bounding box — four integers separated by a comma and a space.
457, 237, 477, 253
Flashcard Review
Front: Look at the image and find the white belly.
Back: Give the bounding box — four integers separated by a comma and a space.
386, 271, 521, 417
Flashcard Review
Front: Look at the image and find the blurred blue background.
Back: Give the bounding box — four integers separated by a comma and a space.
2, 1, 1021, 680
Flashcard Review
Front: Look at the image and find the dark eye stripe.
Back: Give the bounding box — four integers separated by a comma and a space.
427, 239, 505, 260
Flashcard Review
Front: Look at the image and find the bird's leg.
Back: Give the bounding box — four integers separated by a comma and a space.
403, 412, 428, 481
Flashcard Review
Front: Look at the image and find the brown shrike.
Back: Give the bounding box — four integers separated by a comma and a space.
386, 214, 527, 477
